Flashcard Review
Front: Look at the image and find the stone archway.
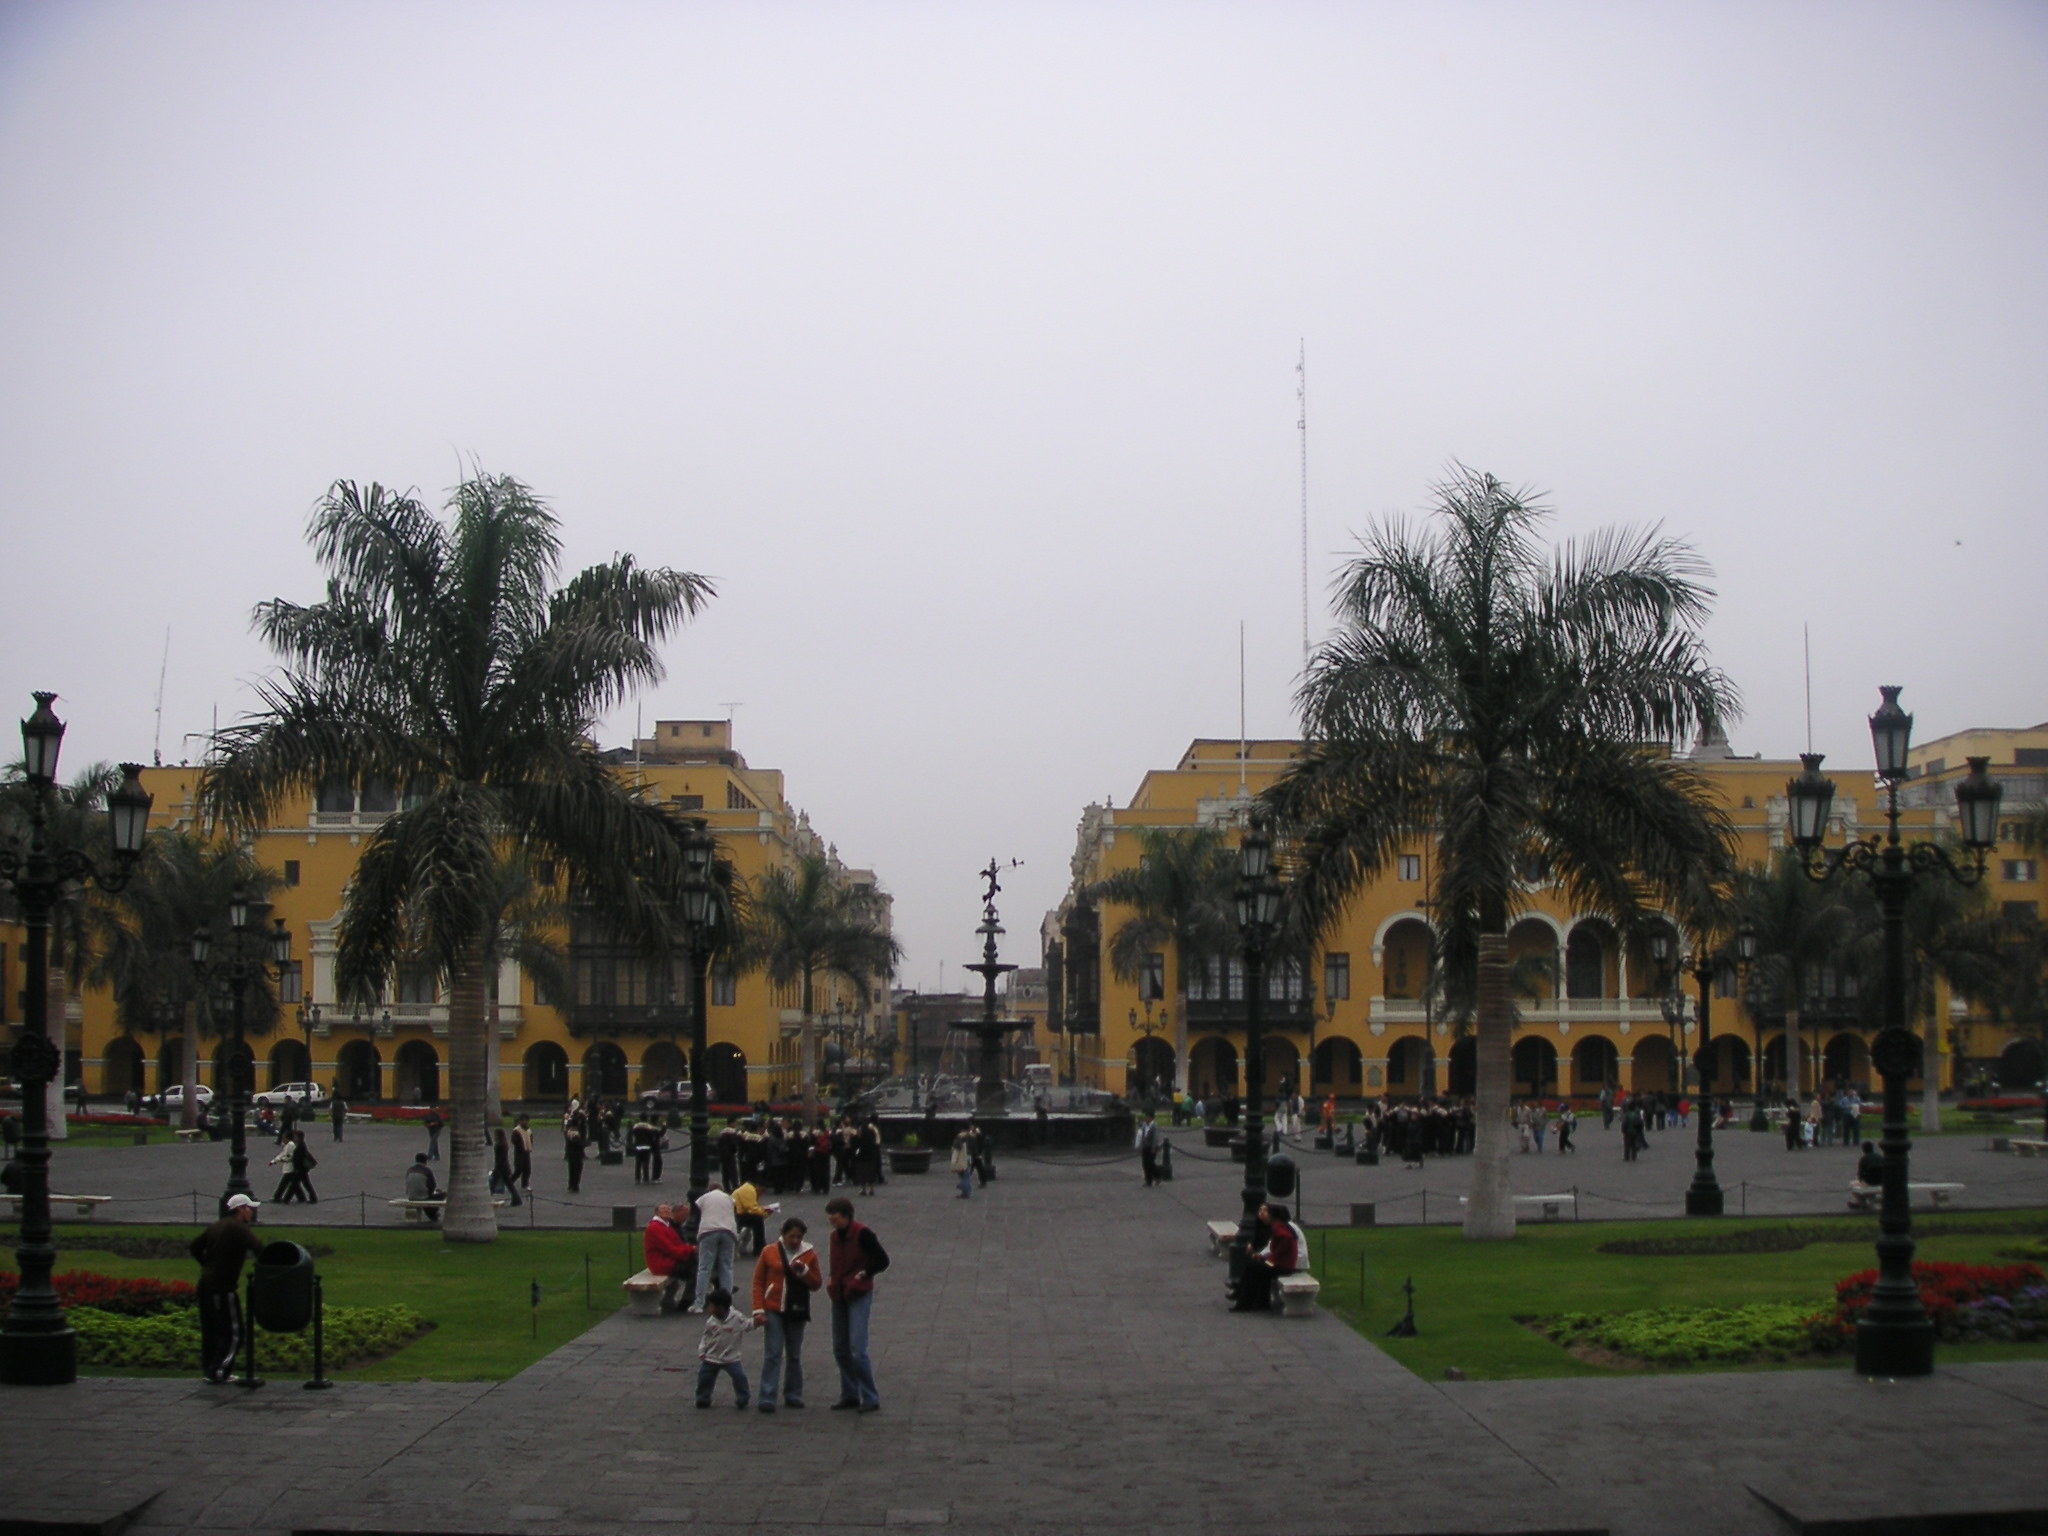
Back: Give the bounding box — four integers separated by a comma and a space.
1633, 1035, 1677, 1094
1822, 1032, 1871, 1089
212, 1038, 255, 1100
1188, 1037, 1237, 1099
1998, 1037, 2045, 1090
268, 1038, 310, 1090
335, 1039, 382, 1101
1312, 1037, 1363, 1094
394, 1039, 440, 1105
1512, 1036, 1559, 1097
1384, 1035, 1432, 1097
103, 1037, 145, 1098
583, 1041, 628, 1100
1130, 1036, 1176, 1093
1573, 1035, 1619, 1091
523, 1041, 570, 1102
1699, 1034, 1749, 1094
641, 1040, 687, 1094
1446, 1037, 1477, 1097
704, 1042, 748, 1105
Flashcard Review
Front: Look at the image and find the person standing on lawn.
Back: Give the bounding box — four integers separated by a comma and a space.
191, 1193, 264, 1383
424, 1105, 444, 1161
752, 1215, 823, 1412
824, 1195, 888, 1413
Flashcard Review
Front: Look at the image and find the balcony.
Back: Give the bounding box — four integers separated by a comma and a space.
1182, 995, 1317, 1030
564, 1003, 695, 1039
1365, 996, 1673, 1033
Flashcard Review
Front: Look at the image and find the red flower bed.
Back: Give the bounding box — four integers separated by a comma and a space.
1813, 1261, 2047, 1348
0, 1270, 197, 1317
1961, 1096, 2046, 1113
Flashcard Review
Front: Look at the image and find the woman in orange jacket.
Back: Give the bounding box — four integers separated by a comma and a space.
750, 1215, 824, 1411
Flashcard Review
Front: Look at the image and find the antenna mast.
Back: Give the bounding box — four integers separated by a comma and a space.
152, 626, 170, 766
1239, 622, 1248, 794
1297, 339, 1309, 668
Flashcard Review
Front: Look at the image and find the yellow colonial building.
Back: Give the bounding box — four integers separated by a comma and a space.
58, 720, 890, 1111
1046, 725, 2048, 1104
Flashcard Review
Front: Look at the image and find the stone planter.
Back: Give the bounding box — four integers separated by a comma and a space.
887, 1149, 932, 1175
1203, 1127, 1234, 1148
1228, 1136, 1247, 1163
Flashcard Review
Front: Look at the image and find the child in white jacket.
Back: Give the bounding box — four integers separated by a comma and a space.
695, 1288, 755, 1408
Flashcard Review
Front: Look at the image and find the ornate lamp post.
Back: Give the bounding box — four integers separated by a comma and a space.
193, 887, 292, 1214
0, 694, 152, 1385
1785, 686, 2001, 1378
678, 818, 717, 1206
1686, 925, 1747, 1216
1227, 810, 1283, 1292
295, 1001, 321, 1112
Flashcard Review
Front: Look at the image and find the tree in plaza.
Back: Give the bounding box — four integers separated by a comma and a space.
744, 853, 899, 1125
1731, 852, 1862, 1107
88, 830, 279, 1126
204, 473, 714, 1242
1, 761, 122, 1137
1267, 467, 1736, 1239
1085, 825, 1237, 1095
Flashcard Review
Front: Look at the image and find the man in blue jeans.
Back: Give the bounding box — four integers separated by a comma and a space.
824, 1196, 888, 1412
690, 1180, 738, 1313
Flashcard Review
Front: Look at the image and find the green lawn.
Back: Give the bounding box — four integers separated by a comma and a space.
1306, 1211, 2048, 1382
0, 1223, 638, 1381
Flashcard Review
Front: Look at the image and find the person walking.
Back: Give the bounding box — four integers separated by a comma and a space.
1622, 1097, 1644, 1161
752, 1215, 822, 1412
1556, 1103, 1576, 1154
693, 1288, 753, 1409
691, 1180, 738, 1312
490, 1128, 524, 1207
330, 1094, 346, 1142
855, 1120, 882, 1197
630, 1114, 657, 1184
950, 1129, 974, 1198
825, 1196, 887, 1413
1137, 1114, 1160, 1187
564, 1117, 587, 1193
424, 1106, 444, 1161
190, 1193, 265, 1383
1599, 1083, 1615, 1131
511, 1114, 534, 1193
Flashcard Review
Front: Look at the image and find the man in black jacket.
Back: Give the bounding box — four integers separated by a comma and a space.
191, 1194, 264, 1383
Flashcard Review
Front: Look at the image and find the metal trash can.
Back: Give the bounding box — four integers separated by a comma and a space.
1350, 1202, 1377, 1227
611, 1205, 637, 1231
249, 1241, 315, 1333
1265, 1152, 1296, 1199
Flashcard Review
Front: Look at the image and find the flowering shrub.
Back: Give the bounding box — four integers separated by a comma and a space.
0, 1270, 196, 1317
68, 1304, 429, 1371
1544, 1302, 1820, 1364
1812, 1261, 2047, 1348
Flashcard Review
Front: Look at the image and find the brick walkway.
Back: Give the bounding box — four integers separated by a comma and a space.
4, 1129, 2048, 1535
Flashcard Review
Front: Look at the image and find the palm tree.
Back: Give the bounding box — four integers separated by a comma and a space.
1858, 870, 2004, 1132
744, 854, 899, 1126
1, 761, 121, 1138
89, 830, 279, 1127
1085, 825, 1237, 1094
204, 473, 714, 1242
1732, 853, 1861, 1111
1268, 468, 1737, 1239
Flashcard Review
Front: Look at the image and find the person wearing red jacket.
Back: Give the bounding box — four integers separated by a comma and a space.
1231, 1201, 1297, 1313
823, 1196, 889, 1412
643, 1202, 696, 1314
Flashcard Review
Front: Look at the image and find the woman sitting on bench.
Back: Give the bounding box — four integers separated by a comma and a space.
1231, 1202, 1298, 1313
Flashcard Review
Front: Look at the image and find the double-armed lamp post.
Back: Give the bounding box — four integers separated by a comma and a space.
678, 818, 718, 1207
191, 889, 293, 1215
1785, 686, 2001, 1378
1227, 810, 1284, 1291
0, 694, 153, 1386
1651, 920, 1757, 1218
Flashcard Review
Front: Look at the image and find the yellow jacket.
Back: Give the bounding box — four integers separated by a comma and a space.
732, 1182, 770, 1218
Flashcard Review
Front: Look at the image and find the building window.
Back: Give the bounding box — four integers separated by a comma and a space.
2015, 748, 2048, 768
533, 970, 558, 1007
397, 970, 437, 1005
727, 783, 755, 811
1226, 957, 1245, 1002
1141, 953, 1165, 1002
1324, 953, 1351, 1001
1267, 957, 1304, 1002
712, 965, 737, 1007
283, 860, 300, 888
277, 962, 303, 1006
1714, 961, 1737, 999
2003, 860, 2039, 883
672, 794, 703, 811
316, 780, 354, 814
1398, 854, 1421, 882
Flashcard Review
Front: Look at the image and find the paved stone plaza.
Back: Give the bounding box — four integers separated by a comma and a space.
3, 1119, 2047, 1535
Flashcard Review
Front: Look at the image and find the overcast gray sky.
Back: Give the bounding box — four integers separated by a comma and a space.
3, 2, 2043, 990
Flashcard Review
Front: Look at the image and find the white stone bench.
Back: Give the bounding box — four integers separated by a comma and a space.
1277, 1273, 1321, 1318
1458, 1193, 1576, 1222
0, 1193, 110, 1216
346, 1112, 375, 1123
388, 1197, 506, 1223
2008, 1140, 2048, 1158
1206, 1219, 1240, 1256
173, 1128, 207, 1143
623, 1268, 666, 1317
1848, 1181, 1963, 1211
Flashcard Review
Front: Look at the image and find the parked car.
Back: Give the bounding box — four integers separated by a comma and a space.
154, 1084, 215, 1112
638, 1079, 693, 1113
251, 1082, 331, 1111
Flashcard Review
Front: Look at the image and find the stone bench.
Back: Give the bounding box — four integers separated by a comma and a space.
2007, 1140, 2048, 1158
1458, 1193, 1576, 1222
1205, 1220, 1239, 1256
173, 1128, 207, 1143
388, 1197, 506, 1223
1847, 1181, 1963, 1211
1276, 1274, 1321, 1317
0, 1193, 110, 1216
623, 1268, 666, 1317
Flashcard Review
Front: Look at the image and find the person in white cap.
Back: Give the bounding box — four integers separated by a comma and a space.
190, 1193, 264, 1383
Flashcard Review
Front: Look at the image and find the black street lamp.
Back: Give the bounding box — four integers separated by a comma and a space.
1227, 810, 1284, 1294
678, 818, 717, 1206
192, 886, 293, 1215
0, 694, 152, 1385
1785, 686, 2001, 1378
295, 1002, 321, 1112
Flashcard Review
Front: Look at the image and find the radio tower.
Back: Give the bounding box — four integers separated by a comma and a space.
1297, 339, 1309, 667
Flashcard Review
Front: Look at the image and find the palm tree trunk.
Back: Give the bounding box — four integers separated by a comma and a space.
485, 971, 503, 1128
442, 943, 497, 1243
1783, 1007, 1801, 1101
799, 969, 817, 1128
1171, 949, 1189, 1095
1920, 983, 1942, 1133
45, 966, 69, 1140
182, 1000, 200, 1131
1464, 930, 1515, 1241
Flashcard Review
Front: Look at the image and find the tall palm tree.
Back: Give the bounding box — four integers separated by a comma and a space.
89, 830, 278, 1126
1, 761, 121, 1138
204, 473, 714, 1243
745, 854, 899, 1126
1732, 852, 1861, 1108
1085, 825, 1237, 1094
1268, 468, 1737, 1239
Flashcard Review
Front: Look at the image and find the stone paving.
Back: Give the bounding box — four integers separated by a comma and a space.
5, 1119, 2048, 1534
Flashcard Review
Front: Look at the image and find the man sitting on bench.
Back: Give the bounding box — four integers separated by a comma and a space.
405, 1152, 441, 1223
1857, 1140, 1884, 1187
1230, 1201, 1298, 1313
644, 1202, 697, 1313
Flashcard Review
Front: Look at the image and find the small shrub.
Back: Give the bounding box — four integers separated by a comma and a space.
900, 1133, 920, 1150
1543, 1302, 1822, 1365
68, 1304, 429, 1372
